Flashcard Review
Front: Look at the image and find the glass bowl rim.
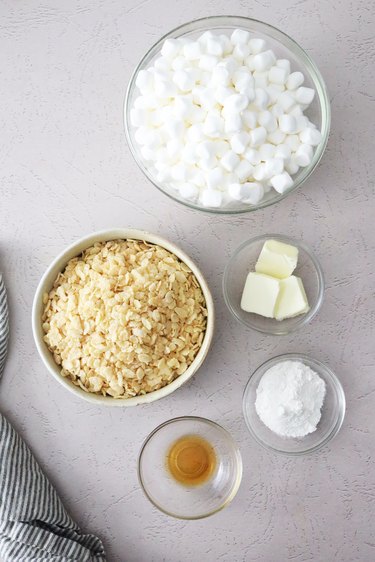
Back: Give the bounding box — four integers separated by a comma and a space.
124, 14, 331, 215
137, 415, 243, 519
242, 352, 346, 456
222, 233, 325, 335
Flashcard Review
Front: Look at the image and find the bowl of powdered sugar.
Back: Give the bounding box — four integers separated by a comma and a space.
243, 353, 345, 455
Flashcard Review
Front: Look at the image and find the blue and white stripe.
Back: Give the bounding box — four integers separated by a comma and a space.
0, 275, 8, 379
0, 275, 106, 561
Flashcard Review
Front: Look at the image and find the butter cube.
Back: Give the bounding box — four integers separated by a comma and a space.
275, 276, 310, 320
255, 239, 298, 279
241, 272, 280, 318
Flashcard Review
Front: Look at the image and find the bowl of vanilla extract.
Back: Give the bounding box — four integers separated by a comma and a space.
138, 416, 243, 519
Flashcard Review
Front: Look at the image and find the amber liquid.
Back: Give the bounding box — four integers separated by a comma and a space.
166, 434, 216, 486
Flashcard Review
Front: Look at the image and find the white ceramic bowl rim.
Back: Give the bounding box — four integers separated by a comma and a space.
32, 229, 214, 407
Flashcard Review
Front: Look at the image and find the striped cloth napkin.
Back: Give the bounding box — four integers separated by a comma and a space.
0, 274, 107, 561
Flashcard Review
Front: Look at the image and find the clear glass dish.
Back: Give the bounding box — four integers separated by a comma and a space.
138, 416, 243, 519
124, 15, 331, 214
243, 353, 346, 456
223, 234, 324, 335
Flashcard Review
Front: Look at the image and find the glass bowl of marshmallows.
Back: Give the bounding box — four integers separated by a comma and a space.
223, 234, 324, 335
242, 354, 346, 455
124, 16, 330, 214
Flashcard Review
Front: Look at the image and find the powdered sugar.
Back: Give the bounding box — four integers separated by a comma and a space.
255, 360, 326, 438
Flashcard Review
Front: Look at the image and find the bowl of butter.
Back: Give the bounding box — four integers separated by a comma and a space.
223, 234, 324, 334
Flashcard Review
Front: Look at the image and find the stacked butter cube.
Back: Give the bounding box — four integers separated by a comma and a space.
241, 239, 310, 320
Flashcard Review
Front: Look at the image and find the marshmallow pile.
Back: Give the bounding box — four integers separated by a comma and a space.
130, 29, 322, 209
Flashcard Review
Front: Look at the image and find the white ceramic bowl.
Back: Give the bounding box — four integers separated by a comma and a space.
32, 229, 214, 407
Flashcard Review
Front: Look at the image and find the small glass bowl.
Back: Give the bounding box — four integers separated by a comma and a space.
138, 416, 242, 519
223, 234, 324, 335
124, 15, 330, 214
243, 353, 346, 456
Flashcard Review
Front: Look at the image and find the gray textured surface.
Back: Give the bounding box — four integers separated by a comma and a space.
1, 1, 374, 561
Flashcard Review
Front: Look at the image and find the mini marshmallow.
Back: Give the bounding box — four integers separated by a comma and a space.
289, 105, 303, 118
299, 127, 322, 146
230, 131, 250, 154
294, 143, 313, 167
258, 110, 277, 132
254, 88, 269, 109
171, 56, 189, 71
285, 157, 300, 175
155, 79, 177, 99
295, 86, 315, 105
140, 146, 156, 161
134, 126, 150, 145
277, 91, 296, 112
218, 56, 239, 75
197, 140, 218, 160
200, 189, 222, 207
221, 150, 241, 172
229, 182, 264, 204
211, 66, 231, 87
186, 123, 206, 143
203, 111, 225, 138
295, 115, 309, 132
130, 107, 150, 127
276, 59, 291, 73
268, 66, 288, 85
166, 139, 183, 159
199, 156, 218, 171
173, 70, 195, 92
274, 144, 292, 160
286, 71, 304, 90
249, 38, 266, 54
170, 162, 188, 182
253, 163, 268, 181
183, 41, 201, 60
250, 126, 267, 147
279, 114, 298, 134
163, 119, 185, 139
198, 54, 219, 71
253, 71, 269, 89
206, 166, 225, 189
234, 159, 254, 181
135, 69, 153, 93
270, 171, 294, 193
206, 36, 224, 57
271, 103, 284, 118
219, 34, 233, 55
264, 157, 284, 177
233, 43, 251, 61
223, 93, 249, 113
181, 143, 198, 164
284, 134, 300, 151
231, 28, 251, 45
179, 183, 199, 200
245, 54, 256, 71
191, 171, 205, 187
267, 129, 286, 145
161, 38, 181, 59
243, 148, 261, 165
253, 50, 277, 71
258, 143, 275, 161
233, 69, 255, 94
242, 110, 258, 130
267, 85, 284, 104
214, 86, 233, 105
224, 113, 243, 134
